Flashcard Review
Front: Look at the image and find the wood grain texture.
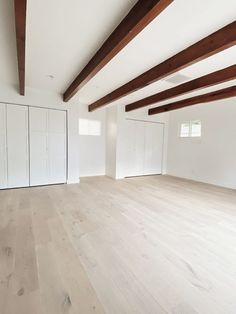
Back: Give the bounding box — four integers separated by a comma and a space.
148, 85, 236, 115
125, 65, 236, 111
14, 0, 27, 95
63, 0, 173, 102
89, 21, 236, 111
1, 175, 236, 313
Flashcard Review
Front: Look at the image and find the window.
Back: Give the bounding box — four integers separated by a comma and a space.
191, 120, 201, 137
179, 120, 201, 138
79, 119, 101, 136
180, 122, 190, 137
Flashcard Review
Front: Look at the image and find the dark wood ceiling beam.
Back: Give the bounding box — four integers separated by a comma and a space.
125, 65, 236, 111
148, 85, 236, 115
14, 0, 27, 95
63, 0, 173, 102
89, 21, 236, 111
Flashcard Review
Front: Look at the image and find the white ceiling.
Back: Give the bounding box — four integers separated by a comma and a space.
0, 0, 235, 109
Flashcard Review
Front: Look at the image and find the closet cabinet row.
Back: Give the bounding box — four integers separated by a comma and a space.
0, 104, 67, 189
123, 119, 164, 177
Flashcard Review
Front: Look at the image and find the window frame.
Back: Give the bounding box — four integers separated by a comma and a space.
79, 118, 102, 136
179, 121, 191, 138
179, 120, 201, 138
190, 120, 201, 137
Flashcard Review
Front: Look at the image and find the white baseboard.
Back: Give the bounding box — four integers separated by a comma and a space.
67, 179, 80, 184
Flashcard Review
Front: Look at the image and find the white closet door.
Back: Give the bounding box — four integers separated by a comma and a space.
29, 107, 49, 186
30, 107, 66, 186
134, 121, 145, 176
124, 120, 145, 177
0, 104, 7, 188
7, 104, 29, 188
124, 119, 136, 177
144, 122, 164, 175
48, 110, 66, 184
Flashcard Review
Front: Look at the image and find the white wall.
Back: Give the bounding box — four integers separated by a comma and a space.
78, 103, 106, 177
167, 98, 236, 189
106, 106, 118, 178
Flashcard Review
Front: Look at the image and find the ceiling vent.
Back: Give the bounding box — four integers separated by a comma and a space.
164, 73, 191, 84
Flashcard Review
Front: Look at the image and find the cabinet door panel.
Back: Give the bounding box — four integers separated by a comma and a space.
134, 121, 145, 176
0, 104, 7, 188
124, 120, 145, 177
124, 120, 164, 178
29, 107, 49, 186
123, 120, 136, 177
48, 110, 66, 184
7, 104, 29, 188
30, 108, 66, 186
144, 123, 164, 175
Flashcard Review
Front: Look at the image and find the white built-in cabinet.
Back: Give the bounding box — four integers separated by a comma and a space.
0, 103, 67, 189
7, 104, 29, 188
144, 121, 164, 175
29, 107, 67, 186
0, 104, 29, 188
124, 119, 164, 177
0, 104, 8, 188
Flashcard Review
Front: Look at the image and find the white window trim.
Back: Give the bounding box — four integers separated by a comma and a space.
190, 120, 201, 137
179, 120, 201, 138
179, 121, 190, 138
79, 118, 101, 136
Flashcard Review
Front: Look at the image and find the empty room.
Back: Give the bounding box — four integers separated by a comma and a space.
0, 0, 236, 313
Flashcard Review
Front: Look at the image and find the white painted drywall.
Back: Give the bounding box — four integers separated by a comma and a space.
2, 0, 236, 103
106, 106, 118, 179
78, 103, 106, 177
167, 97, 236, 189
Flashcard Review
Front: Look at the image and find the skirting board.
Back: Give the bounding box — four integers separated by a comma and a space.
67, 179, 80, 184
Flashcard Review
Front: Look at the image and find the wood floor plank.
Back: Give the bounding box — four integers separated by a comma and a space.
0, 175, 236, 313
0, 190, 18, 314
11, 192, 39, 296
36, 242, 74, 314
48, 217, 105, 314
0, 189, 43, 314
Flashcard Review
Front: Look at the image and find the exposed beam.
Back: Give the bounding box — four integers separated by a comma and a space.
148, 85, 236, 115
89, 21, 236, 112
125, 65, 236, 111
14, 0, 27, 95
63, 0, 173, 102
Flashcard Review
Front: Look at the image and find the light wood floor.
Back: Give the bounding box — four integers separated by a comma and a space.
1, 175, 236, 314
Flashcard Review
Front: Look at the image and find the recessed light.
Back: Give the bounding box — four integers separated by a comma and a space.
164, 73, 191, 84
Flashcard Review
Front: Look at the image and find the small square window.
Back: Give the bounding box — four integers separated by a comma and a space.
79, 118, 89, 135
79, 119, 101, 136
179, 120, 201, 138
89, 120, 101, 136
180, 122, 190, 137
191, 120, 201, 137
